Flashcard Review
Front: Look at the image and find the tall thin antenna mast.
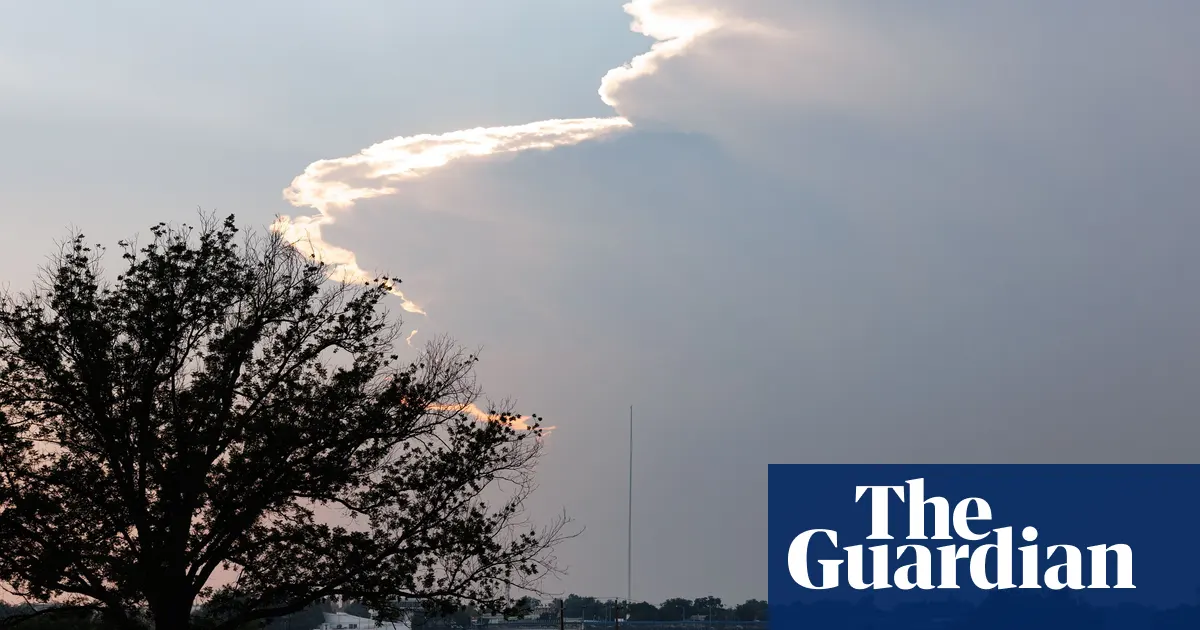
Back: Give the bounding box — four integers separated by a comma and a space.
627, 405, 633, 606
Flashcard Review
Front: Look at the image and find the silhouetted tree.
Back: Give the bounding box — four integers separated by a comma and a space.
625, 602, 658, 621
658, 598, 691, 621
690, 597, 722, 621
732, 599, 767, 622
562, 595, 600, 620
0, 216, 567, 630
511, 597, 539, 619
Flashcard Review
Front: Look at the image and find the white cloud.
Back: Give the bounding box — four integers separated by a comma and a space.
605, 1, 1200, 151
603, 1, 966, 128
597, 0, 726, 109
273, 117, 632, 314
273, 0, 733, 317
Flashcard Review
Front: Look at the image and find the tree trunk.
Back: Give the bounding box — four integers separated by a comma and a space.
152, 600, 193, 630
99, 605, 143, 630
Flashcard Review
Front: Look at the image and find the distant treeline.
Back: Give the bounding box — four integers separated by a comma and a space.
0, 595, 768, 630
534, 596, 768, 623
0, 603, 100, 630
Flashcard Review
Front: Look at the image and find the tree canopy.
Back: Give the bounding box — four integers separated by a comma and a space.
0, 216, 566, 630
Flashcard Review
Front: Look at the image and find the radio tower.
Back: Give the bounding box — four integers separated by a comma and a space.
627, 405, 633, 607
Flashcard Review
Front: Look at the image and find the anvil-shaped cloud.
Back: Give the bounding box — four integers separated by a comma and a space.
272, 118, 630, 314
272, 0, 738, 317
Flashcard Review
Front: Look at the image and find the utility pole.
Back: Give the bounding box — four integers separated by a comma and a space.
559, 600, 565, 630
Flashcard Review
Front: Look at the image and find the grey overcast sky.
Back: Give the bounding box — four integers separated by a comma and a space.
2, 0, 1200, 605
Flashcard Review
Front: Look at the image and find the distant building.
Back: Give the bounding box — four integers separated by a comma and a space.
314, 610, 410, 630
393, 599, 424, 614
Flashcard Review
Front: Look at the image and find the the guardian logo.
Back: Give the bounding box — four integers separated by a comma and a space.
788, 478, 1135, 591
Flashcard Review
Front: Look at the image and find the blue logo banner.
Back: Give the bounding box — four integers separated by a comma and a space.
767, 465, 1200, 628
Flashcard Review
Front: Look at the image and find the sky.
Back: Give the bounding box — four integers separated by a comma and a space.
2, 0, 1200, 607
